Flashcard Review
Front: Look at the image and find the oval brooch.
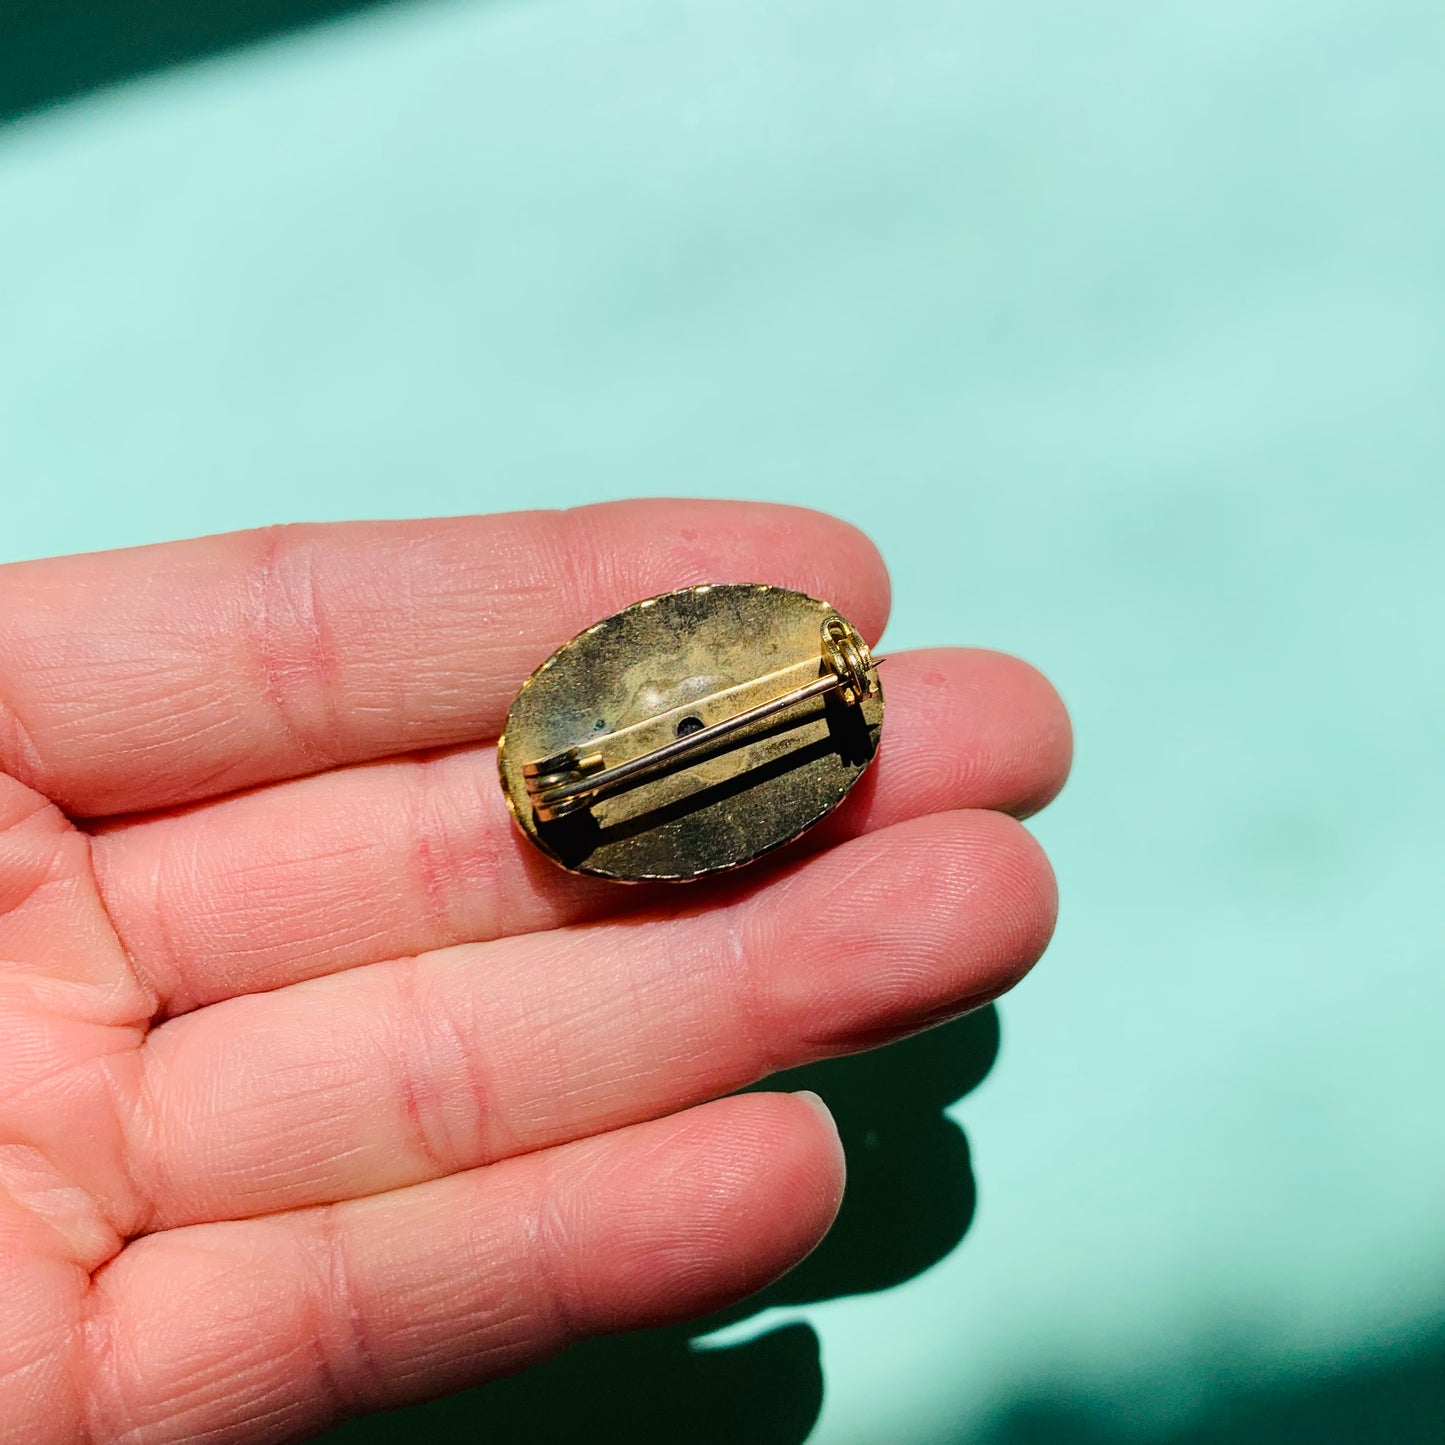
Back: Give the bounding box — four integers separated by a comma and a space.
497, 583, 884, 882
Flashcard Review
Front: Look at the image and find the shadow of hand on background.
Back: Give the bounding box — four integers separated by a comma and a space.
955, 1312, 1445, 1445
1, 0, 404, 124
324, 1006, 1002, 1445
312, 993, 1445, 1445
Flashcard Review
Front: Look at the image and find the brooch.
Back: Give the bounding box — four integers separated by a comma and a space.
498, 583, 884, 881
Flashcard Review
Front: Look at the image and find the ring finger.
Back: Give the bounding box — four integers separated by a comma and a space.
121, 807, 1056, 1231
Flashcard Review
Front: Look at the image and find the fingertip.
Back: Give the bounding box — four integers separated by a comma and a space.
991, 653, 1073, 817
694, 1090, 849, 1294
558, 1093, 847, 1332
791, 1089, 845, 1170
909, 808, 1059, 998
968, 809, 1060, 990
897, 648, 1072, 818
752, 809, 1061, 1050
786, 1090, 847, 1237
778, 1090, 848, 1232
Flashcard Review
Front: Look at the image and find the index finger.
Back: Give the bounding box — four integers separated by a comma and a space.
0, 501, 890, 816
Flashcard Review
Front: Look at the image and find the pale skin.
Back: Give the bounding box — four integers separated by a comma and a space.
0, 500, 1071, 1445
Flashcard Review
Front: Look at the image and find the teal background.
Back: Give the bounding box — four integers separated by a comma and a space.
3, 1, 1444, 1440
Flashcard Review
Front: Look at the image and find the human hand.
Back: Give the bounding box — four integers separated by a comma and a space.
0, 500, 1069, 1445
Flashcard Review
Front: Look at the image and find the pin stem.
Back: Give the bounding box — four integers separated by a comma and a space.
535, 661, 882, 816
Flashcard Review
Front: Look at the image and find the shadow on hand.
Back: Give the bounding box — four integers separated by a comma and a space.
2, 0, 402, 125
326, 1006, 1001, 1445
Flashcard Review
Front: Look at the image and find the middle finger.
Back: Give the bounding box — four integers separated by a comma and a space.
92, 647, 1071, 1015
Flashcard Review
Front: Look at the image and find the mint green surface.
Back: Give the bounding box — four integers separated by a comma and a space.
3, 2, 1443, 1440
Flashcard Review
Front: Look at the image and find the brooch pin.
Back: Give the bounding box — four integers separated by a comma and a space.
498, 583, 885, 881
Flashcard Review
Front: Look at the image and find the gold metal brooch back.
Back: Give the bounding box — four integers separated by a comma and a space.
497, 583, 884, 882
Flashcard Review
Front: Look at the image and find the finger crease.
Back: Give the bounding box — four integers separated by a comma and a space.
525, 1163, 587, 1348
245, 526, 344, 774
310, 1204, 385, 1421
409, 762, 465, 948
391, 955, 497, 1178
0, 683, 52, 794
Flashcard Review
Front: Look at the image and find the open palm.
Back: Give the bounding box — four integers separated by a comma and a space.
0, 501, 1068, 1445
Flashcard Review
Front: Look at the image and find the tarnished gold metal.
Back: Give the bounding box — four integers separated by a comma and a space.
497, 583, 885, 881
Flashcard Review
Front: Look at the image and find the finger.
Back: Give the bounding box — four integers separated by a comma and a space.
84, 1094, 842, 1445
123, 809, 1054, 1228
0, 501, 889, 817
92, 647, 1071, 1014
